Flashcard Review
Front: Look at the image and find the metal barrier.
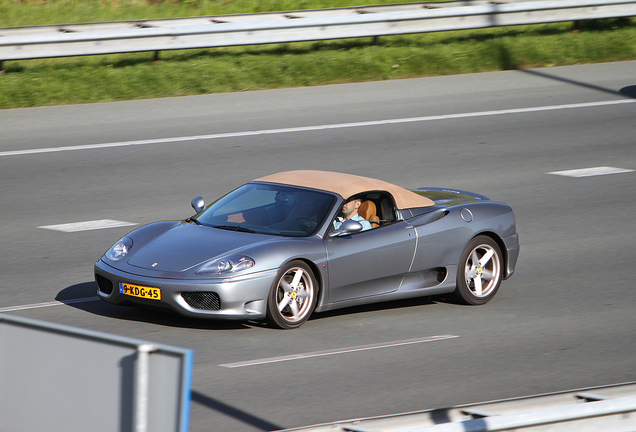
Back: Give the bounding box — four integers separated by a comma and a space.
278, 382, 636, 432
0, 0, 635, 64
0, 313, 193, 432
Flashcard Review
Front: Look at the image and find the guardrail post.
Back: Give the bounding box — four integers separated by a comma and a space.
135, 343, 158, 432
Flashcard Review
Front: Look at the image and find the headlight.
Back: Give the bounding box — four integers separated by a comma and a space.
196, 256, 255, 275
105, 237, 133, 261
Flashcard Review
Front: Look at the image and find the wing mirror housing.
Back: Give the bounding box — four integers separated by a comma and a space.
329, 219, 363, 237
191, 196, 205, 213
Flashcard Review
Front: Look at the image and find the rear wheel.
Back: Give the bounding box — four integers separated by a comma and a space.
454, 235, 502, 305
266, 261, 317, 329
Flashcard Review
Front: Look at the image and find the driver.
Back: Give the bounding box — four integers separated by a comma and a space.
333, 198, 372, 232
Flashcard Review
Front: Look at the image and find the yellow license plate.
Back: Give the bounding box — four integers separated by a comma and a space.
119, 282, 161, 300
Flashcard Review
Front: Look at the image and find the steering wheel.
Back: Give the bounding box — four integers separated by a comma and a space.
295, 217, 317, 232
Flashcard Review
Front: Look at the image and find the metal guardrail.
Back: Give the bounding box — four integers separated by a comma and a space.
0, 0, 635, 66
279, 382, 636, 432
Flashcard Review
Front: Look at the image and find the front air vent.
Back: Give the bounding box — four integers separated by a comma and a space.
95, 274, 113, 295
181, 292, 221, 310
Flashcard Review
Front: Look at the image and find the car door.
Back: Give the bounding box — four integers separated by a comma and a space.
324, 220, 416, 303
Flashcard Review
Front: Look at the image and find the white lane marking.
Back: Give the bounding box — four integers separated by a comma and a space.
0, 297, 100, 313
548, 166, 634, 177
219, 335, 459, 368
2, 99, 634, 158
38, 219, 138, 232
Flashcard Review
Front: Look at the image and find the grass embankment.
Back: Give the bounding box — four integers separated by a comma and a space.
0, 0, 634, 109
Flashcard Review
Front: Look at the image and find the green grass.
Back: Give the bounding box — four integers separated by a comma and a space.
0, 0, 446, 26
0, 0, 634, 109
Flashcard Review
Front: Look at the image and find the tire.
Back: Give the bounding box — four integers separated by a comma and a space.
266, 260, 318, 329
454, 235, 503, 305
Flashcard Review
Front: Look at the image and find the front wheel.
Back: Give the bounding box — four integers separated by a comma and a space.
266, 261, 318, 329
454, 235, 503, 305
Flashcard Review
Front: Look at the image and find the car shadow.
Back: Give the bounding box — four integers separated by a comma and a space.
308, 294, 454, 322
620, 85, 636, 98
58, 282, 456, 329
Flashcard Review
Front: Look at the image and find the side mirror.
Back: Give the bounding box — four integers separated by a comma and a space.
329, 219, 363, 237
191, 196, 205, 213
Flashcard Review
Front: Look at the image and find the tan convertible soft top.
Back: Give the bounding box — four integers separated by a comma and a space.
255, 170, 434, 210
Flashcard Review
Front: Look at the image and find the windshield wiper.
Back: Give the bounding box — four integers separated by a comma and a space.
213, 225, 256, 233
186, 217, 202, 226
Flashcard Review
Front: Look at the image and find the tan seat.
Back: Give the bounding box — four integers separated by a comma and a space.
359, 201, 380, 228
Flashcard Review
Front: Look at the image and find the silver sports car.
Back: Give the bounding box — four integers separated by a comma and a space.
95, 170, 519, 329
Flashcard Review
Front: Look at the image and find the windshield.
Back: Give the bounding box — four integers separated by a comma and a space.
195, 183, 337, 237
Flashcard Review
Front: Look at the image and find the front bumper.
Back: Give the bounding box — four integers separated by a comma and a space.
94, 259, 277, 320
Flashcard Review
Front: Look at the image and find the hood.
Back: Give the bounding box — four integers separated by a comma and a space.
127, 222, 273, 272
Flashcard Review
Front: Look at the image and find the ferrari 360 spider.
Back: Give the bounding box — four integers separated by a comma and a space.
95, 170, 519, 329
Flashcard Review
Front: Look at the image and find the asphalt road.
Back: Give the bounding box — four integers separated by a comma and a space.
1, 61, 635, 432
